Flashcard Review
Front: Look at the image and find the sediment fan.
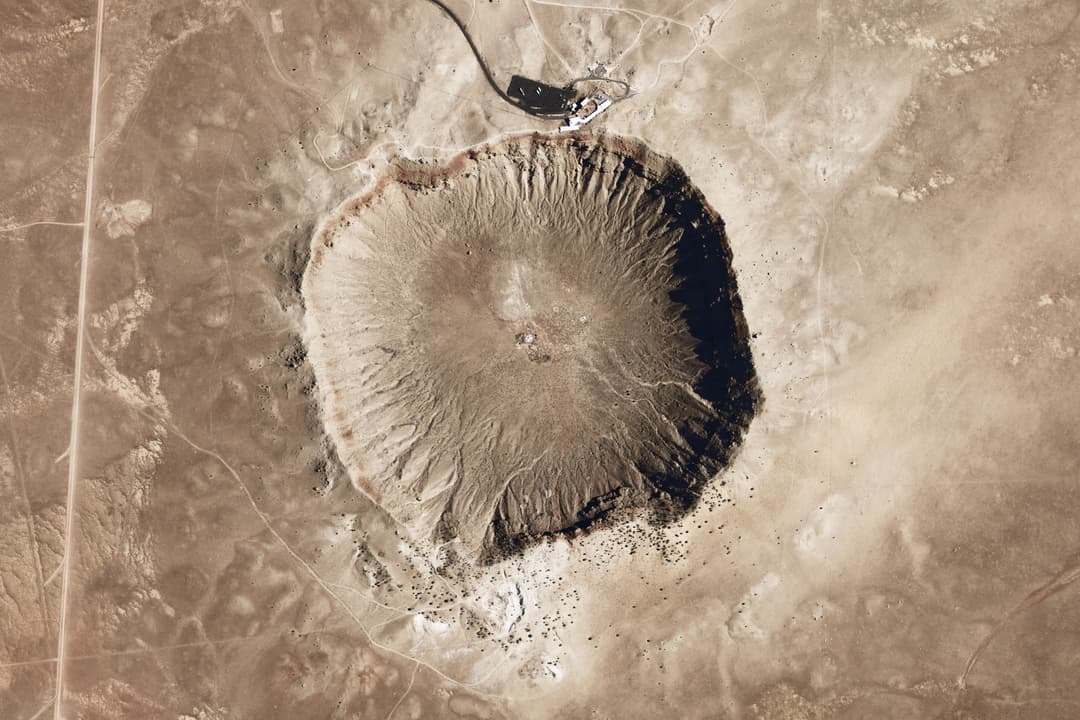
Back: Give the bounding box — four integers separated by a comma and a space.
303, 132, 761, 563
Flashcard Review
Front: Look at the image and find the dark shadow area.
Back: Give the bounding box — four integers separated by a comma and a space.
647, 166, 761, 502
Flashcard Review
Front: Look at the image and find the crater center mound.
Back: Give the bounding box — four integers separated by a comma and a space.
303, 133, 760, 562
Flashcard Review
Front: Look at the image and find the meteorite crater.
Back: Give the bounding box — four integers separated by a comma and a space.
303, 133, 760, 563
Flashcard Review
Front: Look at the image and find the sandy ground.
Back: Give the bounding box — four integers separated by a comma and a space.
2, 0, 1080, 718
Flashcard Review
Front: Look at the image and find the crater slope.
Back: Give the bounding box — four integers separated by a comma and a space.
303, 132, 760, 562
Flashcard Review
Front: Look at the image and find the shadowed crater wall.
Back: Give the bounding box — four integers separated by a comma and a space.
303, 132, 761, 563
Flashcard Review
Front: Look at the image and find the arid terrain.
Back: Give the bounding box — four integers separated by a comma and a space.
3, 0, 1080, 718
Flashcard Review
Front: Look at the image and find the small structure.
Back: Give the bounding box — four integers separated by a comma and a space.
558, 94, 613, 132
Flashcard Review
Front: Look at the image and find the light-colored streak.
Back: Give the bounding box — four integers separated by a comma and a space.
522, 0, 574, 75
27, 701, 53, 720
52, 0, 106, 715
0, 221, 83, 234
312, 133, 370, 173
386, 661, 420, 720
0, 622, 358, 672
237, 0, 316, 99
364, 60, 524, 120
42, 562, 63, 588
959, 558, 1080, 689
163, 423, 500, 697
0, 330, 54, 364
0, 352, 52, 635
613, 15, 649, 66
527, 0, 694, 31
0, 656, 57, 671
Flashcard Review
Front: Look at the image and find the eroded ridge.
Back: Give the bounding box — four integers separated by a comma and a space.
303, 132, 760, 562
